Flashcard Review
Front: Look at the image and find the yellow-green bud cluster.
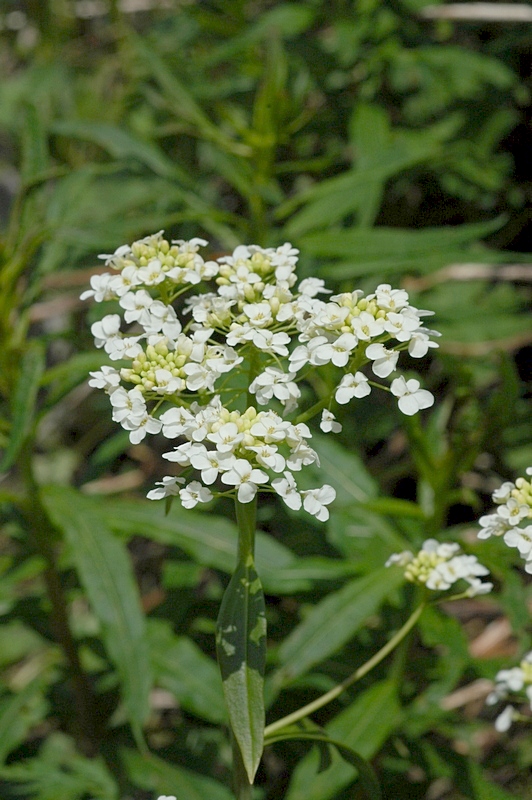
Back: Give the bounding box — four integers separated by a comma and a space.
513, 477, 532, 515
404, 550, 446, 585
121, 339, 187, 393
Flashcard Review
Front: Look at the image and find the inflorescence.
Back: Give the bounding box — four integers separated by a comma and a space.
83, 232, 439, 517
478, 467, 532, 572
386, 539, 492, 597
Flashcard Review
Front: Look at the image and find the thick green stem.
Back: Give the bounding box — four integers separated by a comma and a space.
264, 603, 425, 739
235, 496, 257, 562
232, 732, 253, 800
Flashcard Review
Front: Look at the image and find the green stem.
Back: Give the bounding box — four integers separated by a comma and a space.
232, 731, 253, 800
264, 603, 425, 740
294, 396, 329, 426
235, 496, 257, 561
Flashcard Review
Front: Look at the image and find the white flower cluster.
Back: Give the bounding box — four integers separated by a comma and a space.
486, 651, 532, 732
84, 231, 439, 515
386, 539, 492, 596
478, 467, 532, 572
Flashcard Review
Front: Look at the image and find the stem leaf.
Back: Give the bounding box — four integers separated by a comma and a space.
216, 558, 266, 783
0, 341, 45, 473
41, 486, 152, 747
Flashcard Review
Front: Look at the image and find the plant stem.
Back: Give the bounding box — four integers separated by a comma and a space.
235, 495, 257, 561
232, 731, 253, 800
264, 602, 425, 739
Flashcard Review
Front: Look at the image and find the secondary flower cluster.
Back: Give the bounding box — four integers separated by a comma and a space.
486, 651, 532, 732
386, 539, 492, 596
478, 467, 532, 572
84, 231, 439, 514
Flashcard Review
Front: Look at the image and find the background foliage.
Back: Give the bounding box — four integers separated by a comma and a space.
0, 0, 531, 798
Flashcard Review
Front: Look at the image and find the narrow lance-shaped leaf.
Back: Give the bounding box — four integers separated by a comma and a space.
0, 341, 45, 473
41, 486, 152, 747
216, 556, 266, 783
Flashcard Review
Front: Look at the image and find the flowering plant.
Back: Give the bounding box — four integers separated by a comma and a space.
83, 230, 494, 799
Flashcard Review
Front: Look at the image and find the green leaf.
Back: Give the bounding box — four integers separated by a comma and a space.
285, 681, 401, 800
303, 434, 377, 506
132, 33, 249, 156
40, 486, 152, 745
0, 341, 45, 472
20, 102, 50, 184
0, 733, 118, 800
266, 728, 382, 800
216, 557, 266, 782
103, 498, 355, 595
148, 619, 226, 724
464, 761, 520, 800
273, 567, 404, 687
0, 680, 49, 764
51, 119, 187, 181
123, 749, 234, 800
298, 217, 504, 277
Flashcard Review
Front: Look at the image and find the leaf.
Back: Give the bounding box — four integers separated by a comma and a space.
40, 486, 152, 746
298, 217, 504, 276
0, 733, 118, 800
464, 761, 520, 800
0, 341, 45, 472
266, 729, 382, 800
147, 619, 226, 724
132, 33, 249, 156
51, 119, 187, 182
0, 681, 49, 764
20, 102, 50, 184
301, 434, 378, 506
273, 567, 404, 687
285, 681, 401, 800
216, 557, 266, 782
123, 749, 234, 800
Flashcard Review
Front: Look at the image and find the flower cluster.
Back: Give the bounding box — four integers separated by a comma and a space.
84, 231, 439, 515
386, 539, 492, 596
486, 651, 532, 732
478, 467, 532, 572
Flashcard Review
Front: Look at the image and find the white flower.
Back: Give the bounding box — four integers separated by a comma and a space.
503, 526, 532, 557
136, 259, 166, 285
110, 387, 146, 423
80, 272, 116, 302
495, 705, 515, 733
220, 459, 269, 503
478, 512, 509, 540
207, 422, 244, 452
121, 413, 162, 444
272, 471, 302, 510
301, 485, 336, 521
246, 444, 285, 473
179, 481, 213, 509
147, 476, 185, 500
408, 329, 440, 358
250, 413, 291, 443
320, 409, 342, 433
189, 449, 236, 485
497, 497, 530, 525
374, 284, 409, 311
91, 314, 121, 348
243, 302, 273, 327
335, 371, 371, 404
365, 343, 399, 378
350, 312, 385, 341
88, 366, 121, 392
390, 376, 434, 416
